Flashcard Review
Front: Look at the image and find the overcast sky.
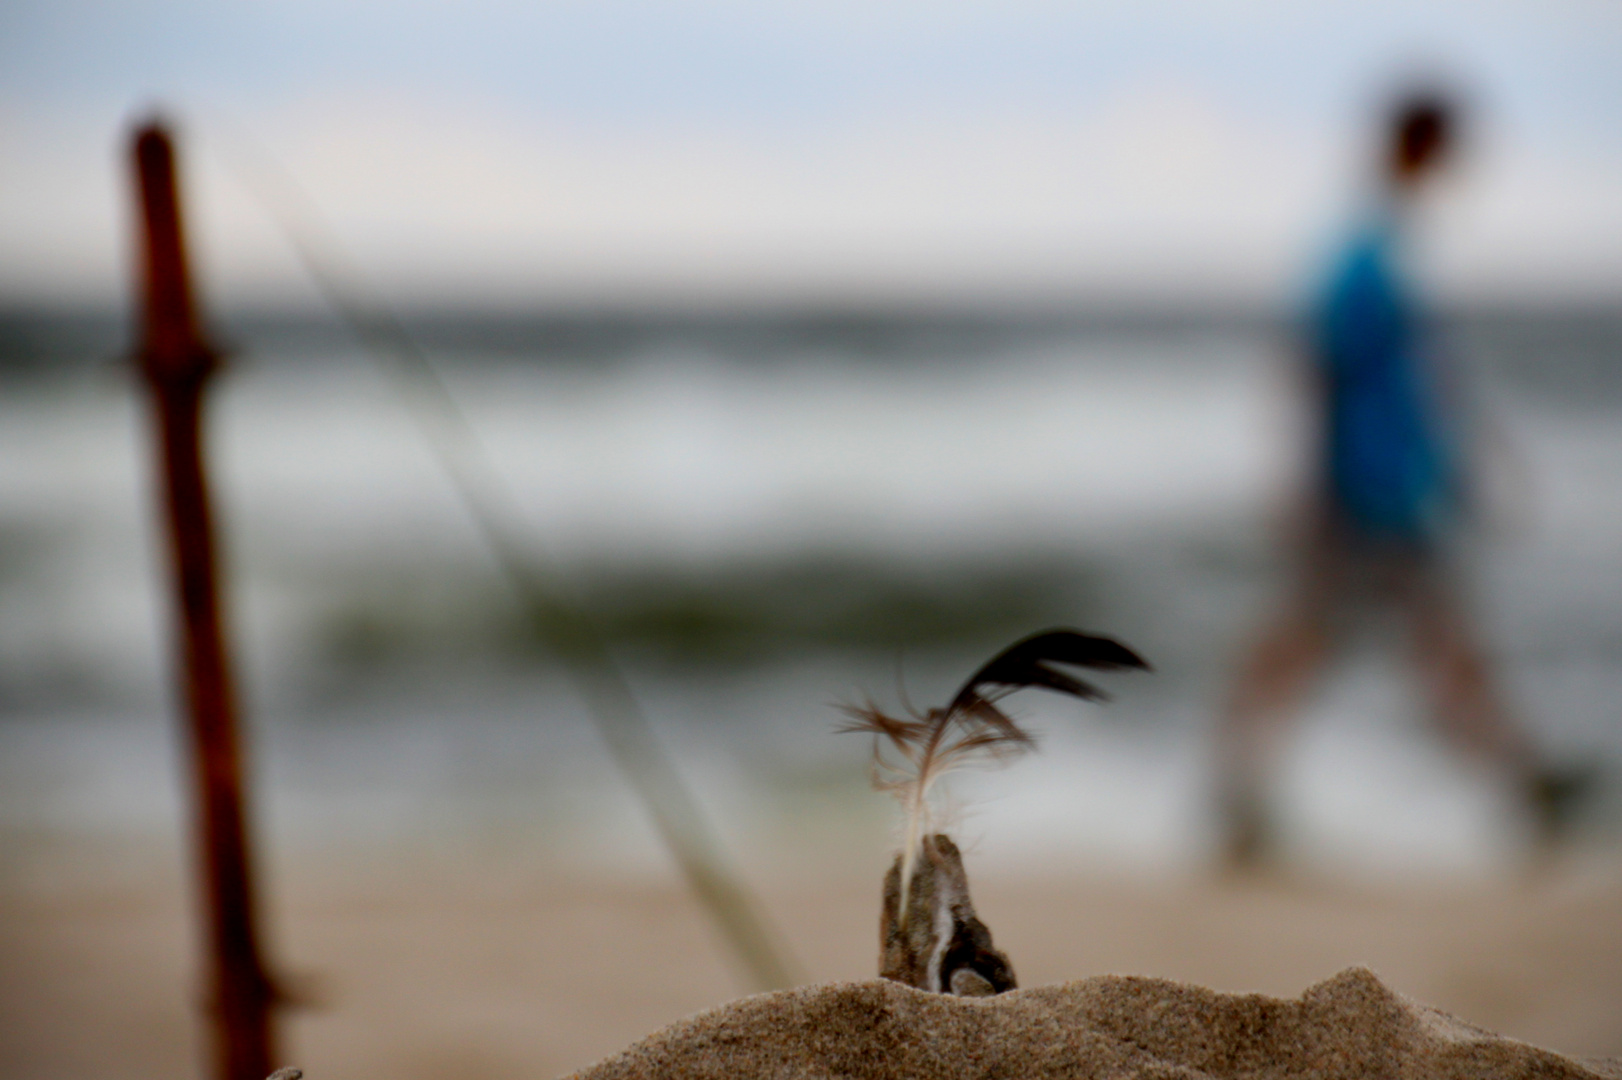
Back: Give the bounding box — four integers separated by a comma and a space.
2, 0, 1619, 309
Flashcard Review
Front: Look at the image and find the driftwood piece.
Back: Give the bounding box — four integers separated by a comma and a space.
879, 834, 1015, 996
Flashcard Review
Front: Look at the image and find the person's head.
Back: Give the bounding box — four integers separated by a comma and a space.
1386, 92, 1455, 189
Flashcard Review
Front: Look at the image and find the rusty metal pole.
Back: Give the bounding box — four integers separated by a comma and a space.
131, 121, 278, 1080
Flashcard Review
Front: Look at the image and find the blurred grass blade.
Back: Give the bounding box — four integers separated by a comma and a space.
202, 120, 801, 992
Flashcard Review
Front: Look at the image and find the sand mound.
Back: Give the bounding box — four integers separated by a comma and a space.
570, 967, 1621, 1080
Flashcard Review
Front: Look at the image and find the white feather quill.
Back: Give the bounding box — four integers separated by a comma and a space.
840, 628, 1149, 924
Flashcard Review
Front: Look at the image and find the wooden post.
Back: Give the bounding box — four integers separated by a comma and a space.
131, 121, 278, 1080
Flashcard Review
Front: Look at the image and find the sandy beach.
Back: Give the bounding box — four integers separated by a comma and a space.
3, 311, 1620, 1077
3, 834, 1620, 1080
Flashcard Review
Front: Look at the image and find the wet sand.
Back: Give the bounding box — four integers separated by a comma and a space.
2, 839, 1620, 1079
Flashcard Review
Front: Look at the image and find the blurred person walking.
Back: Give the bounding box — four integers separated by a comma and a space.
1214, 91, 1584, 867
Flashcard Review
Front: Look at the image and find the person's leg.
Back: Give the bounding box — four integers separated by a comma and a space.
1404, 559, 1532, 766
1214, 544, 1339, 866
1403, 559, 1590, 844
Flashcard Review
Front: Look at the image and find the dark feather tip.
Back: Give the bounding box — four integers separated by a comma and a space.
947, 628, 1150, 714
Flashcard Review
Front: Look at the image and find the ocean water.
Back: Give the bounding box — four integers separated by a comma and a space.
1, 310, 1619, 890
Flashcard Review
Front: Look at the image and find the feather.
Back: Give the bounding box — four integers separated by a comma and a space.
946, 629, 1151, 714
842, 628, 1149, 924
